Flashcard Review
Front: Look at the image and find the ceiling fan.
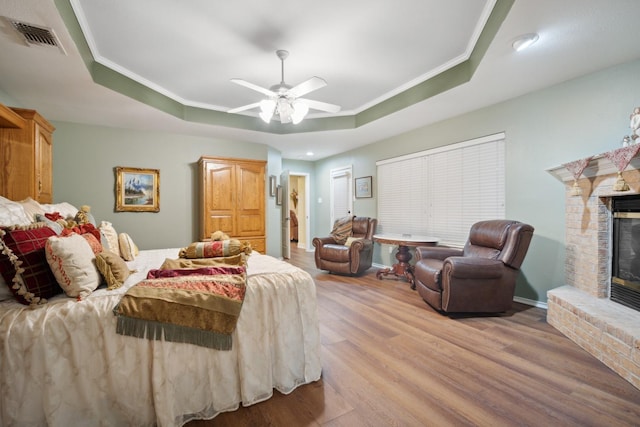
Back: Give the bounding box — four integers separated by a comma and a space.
228, 50, 341, 124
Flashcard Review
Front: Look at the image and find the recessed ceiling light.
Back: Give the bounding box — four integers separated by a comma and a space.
306, 151, 314, 156
512, 33, 539, 52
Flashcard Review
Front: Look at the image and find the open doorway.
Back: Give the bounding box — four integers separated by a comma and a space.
288, 172, 311, 251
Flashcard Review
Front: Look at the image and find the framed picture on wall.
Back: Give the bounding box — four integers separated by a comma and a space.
276, 185, 283, 205
269, 175, 277, 197
355, 176, 372, 198
115, 167, 160, 212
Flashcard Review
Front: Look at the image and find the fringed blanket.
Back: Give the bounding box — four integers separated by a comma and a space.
113, 265, 246, 350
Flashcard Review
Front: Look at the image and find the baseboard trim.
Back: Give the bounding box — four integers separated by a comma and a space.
513, 296, 547, 310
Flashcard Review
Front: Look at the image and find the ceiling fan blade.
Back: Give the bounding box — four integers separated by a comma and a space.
287, 76, 327, 98
228, 102, 262, 114
230, 79, 276, 97
297, 98, 341, 114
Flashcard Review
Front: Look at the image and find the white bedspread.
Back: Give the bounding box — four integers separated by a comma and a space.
0, 249, 321, 426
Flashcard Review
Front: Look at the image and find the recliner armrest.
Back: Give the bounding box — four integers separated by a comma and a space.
443, 256, 503, 279
313, 236, 338, 248
416, 246, 462, 261
349, 239, 373, 252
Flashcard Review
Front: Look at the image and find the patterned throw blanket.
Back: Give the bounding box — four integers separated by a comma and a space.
113, 265, 246, 350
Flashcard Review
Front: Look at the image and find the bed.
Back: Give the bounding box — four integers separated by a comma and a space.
0, 200, 321, 426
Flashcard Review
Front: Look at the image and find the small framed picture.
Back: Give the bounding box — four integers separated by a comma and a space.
276, 185, 283, 205
355, 176, 372, 198
269, 175, 277, 197
115, 167, 160, 212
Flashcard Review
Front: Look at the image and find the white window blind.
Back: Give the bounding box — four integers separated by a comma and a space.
377, 133, 505, 246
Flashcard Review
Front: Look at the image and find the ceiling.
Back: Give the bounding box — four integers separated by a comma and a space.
1, 0, 639, 160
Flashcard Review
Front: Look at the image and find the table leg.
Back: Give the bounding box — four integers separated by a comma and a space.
376, 244, 416, 288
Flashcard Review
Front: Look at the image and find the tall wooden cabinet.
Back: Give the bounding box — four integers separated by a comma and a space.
0, 104, 55, 203
199, 156, 266, 253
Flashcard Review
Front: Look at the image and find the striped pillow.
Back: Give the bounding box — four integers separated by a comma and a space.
180, 239, 243, 259
330, 216, 353, 245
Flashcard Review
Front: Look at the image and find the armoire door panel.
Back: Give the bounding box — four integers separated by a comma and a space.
236, 214, 263, 236
205, 164, 234, 211
199, 156, 265, 245
205, 214, 235, 237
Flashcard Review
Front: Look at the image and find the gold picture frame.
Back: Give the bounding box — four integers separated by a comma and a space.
115, 167, 160, 212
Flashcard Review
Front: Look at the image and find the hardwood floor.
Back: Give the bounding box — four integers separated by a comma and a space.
192, 247, 640, 426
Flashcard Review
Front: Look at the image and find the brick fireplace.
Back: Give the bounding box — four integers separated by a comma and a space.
547, 151, 640, 390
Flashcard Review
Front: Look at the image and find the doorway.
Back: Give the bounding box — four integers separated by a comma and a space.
288, 172, 310, 251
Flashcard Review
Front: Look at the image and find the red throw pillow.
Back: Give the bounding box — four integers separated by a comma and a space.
81, 233, 103, 255
0, 225, 62, 305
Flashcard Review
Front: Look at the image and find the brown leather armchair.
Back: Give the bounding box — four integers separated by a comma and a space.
313, 216, 377, 275
413, 220, 534, 313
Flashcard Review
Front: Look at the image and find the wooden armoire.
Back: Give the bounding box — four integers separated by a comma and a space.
199, 156, 266, 253
0, 103, 55, 203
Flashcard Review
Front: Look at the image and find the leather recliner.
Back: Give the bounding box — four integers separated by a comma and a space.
413, 219, 534, 313
313, 217, 377, 275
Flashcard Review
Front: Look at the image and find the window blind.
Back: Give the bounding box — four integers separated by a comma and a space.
377, 133, 505, 246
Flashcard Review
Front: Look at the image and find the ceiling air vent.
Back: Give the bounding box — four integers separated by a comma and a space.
5, 18, 66, 54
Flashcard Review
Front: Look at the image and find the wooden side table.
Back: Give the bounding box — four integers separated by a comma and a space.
374, 233, 439, 289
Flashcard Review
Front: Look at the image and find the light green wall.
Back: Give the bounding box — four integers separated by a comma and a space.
51, 122, 280, 253
313, 59, 640, 303
266, 147, 283, 255
0, 89, 18, 106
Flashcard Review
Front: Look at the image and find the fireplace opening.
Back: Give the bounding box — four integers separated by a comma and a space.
612, 195, 640, 311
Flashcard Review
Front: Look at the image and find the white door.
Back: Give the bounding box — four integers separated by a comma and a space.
330, 166, 353, 225
280, 170, 290, 259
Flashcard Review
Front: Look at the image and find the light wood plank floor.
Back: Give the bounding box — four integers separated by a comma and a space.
191, 247, 640, 426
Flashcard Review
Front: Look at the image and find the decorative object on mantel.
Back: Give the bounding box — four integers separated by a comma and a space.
630, 106, 640, 142
603, 144, 640, 191
563, 156, 593, 196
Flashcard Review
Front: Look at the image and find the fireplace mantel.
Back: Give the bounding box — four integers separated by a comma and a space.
547, 146, 640, 183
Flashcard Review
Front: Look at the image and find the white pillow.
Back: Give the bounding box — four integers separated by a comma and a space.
18, 197, 45, 222
0, 196, 33, 227
40, 202, 79, 220
118, 232, 139, 261
45, 234, 101, 300
99, 221, 120, 257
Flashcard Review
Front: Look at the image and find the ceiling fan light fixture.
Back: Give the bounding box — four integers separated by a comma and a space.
277, 98, 293, 123
259, 99, 276, 123
291, 101, 309, 124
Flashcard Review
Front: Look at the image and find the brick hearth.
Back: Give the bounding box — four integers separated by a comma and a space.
547, 152, 640, 390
